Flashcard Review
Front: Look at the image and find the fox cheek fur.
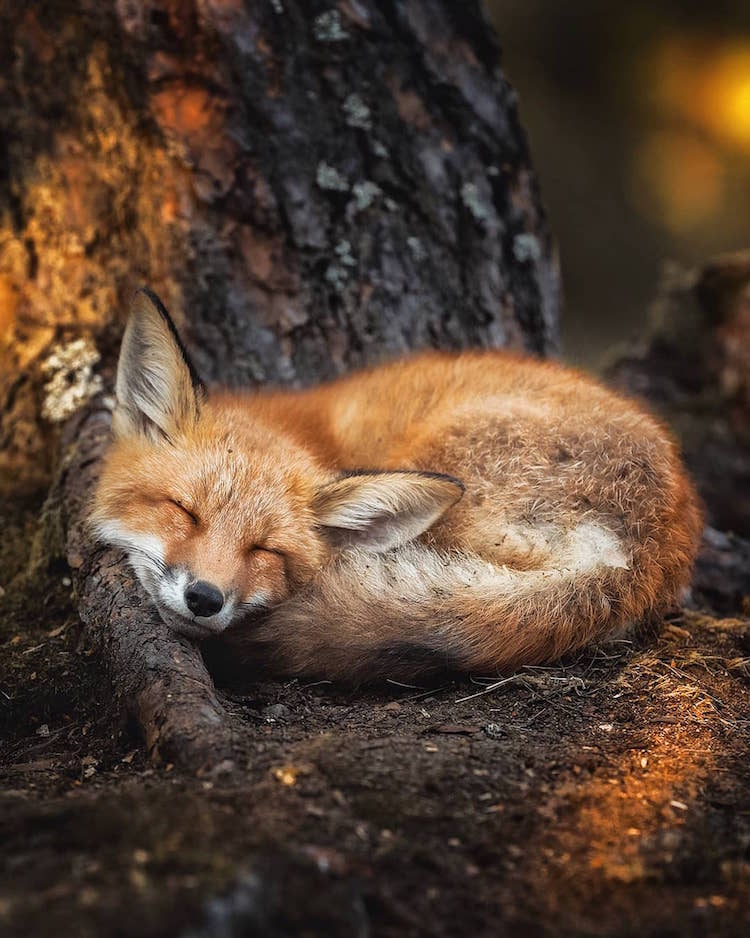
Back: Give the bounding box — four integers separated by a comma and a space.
91, 288, 703, 680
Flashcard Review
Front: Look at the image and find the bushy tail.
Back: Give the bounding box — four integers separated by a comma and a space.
241, 522, 687, 682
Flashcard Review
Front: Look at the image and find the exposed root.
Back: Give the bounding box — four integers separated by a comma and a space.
58, 404, 236, 770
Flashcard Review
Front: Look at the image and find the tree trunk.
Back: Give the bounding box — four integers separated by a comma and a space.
604, 252, 750, 614
1, 0, 559, 768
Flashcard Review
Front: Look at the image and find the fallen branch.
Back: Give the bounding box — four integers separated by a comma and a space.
59, 404, 235, 770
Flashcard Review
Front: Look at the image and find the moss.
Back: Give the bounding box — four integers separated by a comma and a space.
313, 10, 348, 43
316, 162, 349, 192
342, 93, 372, 131
513, 233, 542, 264
41, 338, 103, 424
351, 181, 381, 212
460, 181, 491, 225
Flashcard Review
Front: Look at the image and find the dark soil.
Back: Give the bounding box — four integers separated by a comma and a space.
1, 491, 749, 938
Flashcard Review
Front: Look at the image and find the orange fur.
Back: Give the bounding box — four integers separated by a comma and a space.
91, 291, 704, 680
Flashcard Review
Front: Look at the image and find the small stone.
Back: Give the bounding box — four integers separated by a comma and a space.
36, 724, 50, 737
209, 759, 237, 777
263, 704, 290, 722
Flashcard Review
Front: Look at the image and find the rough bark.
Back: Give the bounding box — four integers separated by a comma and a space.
1, 1, 559, 767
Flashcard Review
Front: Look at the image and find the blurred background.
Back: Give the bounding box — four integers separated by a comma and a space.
488, 0, 750, 364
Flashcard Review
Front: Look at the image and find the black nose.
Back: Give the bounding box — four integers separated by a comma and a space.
185, 581, 224, 618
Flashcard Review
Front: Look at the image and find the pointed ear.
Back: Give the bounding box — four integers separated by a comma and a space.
313, 470, 464, 553
113, 287, 205, 442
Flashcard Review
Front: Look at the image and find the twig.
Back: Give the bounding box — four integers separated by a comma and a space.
455, 675, 526, 703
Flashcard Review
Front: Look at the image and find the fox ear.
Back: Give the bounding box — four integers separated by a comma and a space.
313, 470, 464, 553
113, 288, 204, 442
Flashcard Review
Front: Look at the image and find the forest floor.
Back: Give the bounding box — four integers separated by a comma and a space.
1, 490, 749, 938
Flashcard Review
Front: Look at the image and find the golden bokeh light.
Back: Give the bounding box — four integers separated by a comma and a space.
651, 38, 750, 152
698, 46, 750, 150
631, 36, 750, 231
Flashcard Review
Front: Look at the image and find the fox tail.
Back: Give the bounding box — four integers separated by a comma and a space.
238, 521, 692, 682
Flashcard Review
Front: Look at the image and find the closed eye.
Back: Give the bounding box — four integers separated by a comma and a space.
249, 545, 286, 558
168, 499, 199, 526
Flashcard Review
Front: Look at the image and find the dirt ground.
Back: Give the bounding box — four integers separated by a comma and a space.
1, 491, 749, 938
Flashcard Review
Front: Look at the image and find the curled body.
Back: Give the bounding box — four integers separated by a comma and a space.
91, 289, 703, 682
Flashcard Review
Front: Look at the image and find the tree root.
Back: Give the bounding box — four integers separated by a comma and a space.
60, 405, 235, 770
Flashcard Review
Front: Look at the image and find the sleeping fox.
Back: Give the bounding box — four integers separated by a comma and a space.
90, 288, 703, 681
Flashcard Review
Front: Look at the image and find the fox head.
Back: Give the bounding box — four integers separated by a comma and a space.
91, 289, 463, 640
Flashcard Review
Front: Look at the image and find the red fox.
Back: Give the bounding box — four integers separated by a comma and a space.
91, 288, 703, 682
